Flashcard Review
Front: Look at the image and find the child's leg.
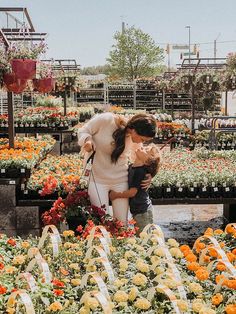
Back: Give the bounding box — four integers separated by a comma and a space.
110, 182, 129, 224
133, 207, 153, 234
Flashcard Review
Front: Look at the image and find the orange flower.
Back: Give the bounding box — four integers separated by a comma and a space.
187, 262, 200, 271
195, 268, 209, 281
203, 255, 211, 263
225, 304, 236, 314
226, 280, 236, 290
212, 293, 223, 306
204, 228, 213, 236
180, 245, 191, 254
60, 267, 69, 276
232, 248, 236, 255
225, 224, 236, 234
215, 274, 227, 285
208, 247, 218, 258
185, 253, 197, 263
216, 262, 226, 272
214, 229, 224, 235
227, 252, 236, 263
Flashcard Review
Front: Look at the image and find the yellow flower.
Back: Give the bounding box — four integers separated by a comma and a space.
84, 297, 99, 310
189, 283, 203, 294
79, 306, 90, 314
75, 251, 83, 256
167, 238, 180, 247
69, 263, 80, 271
134, 244, 145, 252
139, 231, 148, 239
6, 308, 15, 314
113, 291, 129, 303
124, 251, 134, 260
101, 270, 108, 279
7, 297, 16, 307
169, 248, 183, 259
64, 242, 73, 248
162, 278, 178, 289
128, 287, 139, 301
199, 308, 216, 314
150, 256, 159, 264
21, 241, 30, 249
48, 301, 63, 311
119, 259, 129, 272
71, 279, 81, 286
63, 230, 75, 237
154, 266, 165, 275
114, 279, 125, 288
132, 273, 148, 287
86, 265, 96, 272
177, 300, 188, 312
154, 248, 165, 257
134, 298, 151, 310
136, 261, 150, 273
13, 254, 26, 265
5, 266, 17, 274
109, 246, 116, 252
192, 299, 205, 313
127, 238, 136, 245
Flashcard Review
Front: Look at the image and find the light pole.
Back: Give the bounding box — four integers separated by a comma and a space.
185, 26, 191, 64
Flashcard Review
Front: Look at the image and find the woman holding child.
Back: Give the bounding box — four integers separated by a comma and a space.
77, 112, 160, 227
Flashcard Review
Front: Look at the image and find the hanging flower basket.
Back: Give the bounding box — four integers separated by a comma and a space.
3, 73, 27, 94
33, 78, 55, 93
11, 59, 37, 80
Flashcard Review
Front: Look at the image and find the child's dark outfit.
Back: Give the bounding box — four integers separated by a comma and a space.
128, 164, 153, 232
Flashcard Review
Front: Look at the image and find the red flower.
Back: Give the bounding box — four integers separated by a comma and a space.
52, 279, 65, 288
7, 238, 16, 246
76, 225, 83, 233
0, 262, 4, 270
53, 289, 64, 296
0, 286, 7, 294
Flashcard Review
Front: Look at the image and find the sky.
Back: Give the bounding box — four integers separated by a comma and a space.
1, 0, 236, 69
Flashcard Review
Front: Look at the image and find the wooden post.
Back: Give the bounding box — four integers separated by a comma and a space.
133, 80, 136, 110
7, 91, 14, 148
171, 92, 174, 119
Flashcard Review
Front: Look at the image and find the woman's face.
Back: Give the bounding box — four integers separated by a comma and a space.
129, 129, 153, 144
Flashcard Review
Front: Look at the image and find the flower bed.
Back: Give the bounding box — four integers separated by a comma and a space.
150, 148, 236, 199
25, 154, 83, 197
0, 136, 55, 177
0, 223, 235, 313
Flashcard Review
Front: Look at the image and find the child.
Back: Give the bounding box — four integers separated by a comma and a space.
109, 144, 161, 233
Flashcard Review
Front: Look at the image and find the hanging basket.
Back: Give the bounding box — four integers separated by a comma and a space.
3, 73, 27, 94
33, 77, 55, 93
11, 59, 37, 80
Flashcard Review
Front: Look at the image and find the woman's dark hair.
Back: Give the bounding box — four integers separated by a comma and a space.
111, 114, 157, 163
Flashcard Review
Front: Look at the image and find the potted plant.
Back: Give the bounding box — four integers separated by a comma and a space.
7, 41, 47, 80
33, 62, 55, 93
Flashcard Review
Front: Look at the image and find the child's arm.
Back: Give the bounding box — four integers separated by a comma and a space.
109, 188, 138, 201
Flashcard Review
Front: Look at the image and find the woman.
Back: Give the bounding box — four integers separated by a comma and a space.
78, 112, 157, 223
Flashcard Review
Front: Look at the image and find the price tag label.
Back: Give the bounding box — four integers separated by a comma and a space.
166, 187, 171, 192
225, 187, 230, 192
0, 169, 6, 173
190, 187, 194, 192
202, 187, 207, 192
214, 187, 218, 192
178, 187, 183, 192
20, 169, 26, 173
9, 180, 16, 185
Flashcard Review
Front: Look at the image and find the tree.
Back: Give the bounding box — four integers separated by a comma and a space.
80, 64, 111, 75
107, 26, 164, 80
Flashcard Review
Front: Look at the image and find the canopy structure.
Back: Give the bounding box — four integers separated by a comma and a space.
0, 7, 47, 148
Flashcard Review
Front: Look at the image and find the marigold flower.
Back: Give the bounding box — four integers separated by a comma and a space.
134, 298, 151, 310
195, 268, 209, 281
47, 301, 63, 312
225, 304, 236, 314
211, 293, 223, 306
185, 253, 197, 263
53, 289, 64, 296
113, 291, 129, 303
132, 273, 148, 286
187, 262, 200, 272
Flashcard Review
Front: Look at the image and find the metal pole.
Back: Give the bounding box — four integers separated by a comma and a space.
185, 26, 191, 64
7, 92, 15, 148
225, 90, 228, 116
214, 40, 216, 61
191, 83, 195, 134
133, 80, 137, 109
63, 77, 67, 116
162, 89, 165, 110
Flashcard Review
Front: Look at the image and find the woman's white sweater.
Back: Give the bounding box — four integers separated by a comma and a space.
78, 112, 137, 185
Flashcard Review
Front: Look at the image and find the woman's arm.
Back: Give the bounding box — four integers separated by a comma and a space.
109, 188, 138, 201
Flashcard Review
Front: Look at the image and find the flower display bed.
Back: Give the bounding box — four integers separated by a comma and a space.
0, 223, 235, 313
0, 136, 56, 178
150, 148, 236, 199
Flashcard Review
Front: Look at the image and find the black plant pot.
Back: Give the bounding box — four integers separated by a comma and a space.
187, 187, 199, 198
210, 186, 223, 198
149, 186, 163, 199
198, 186, 211, 198
174, 186, 187, 198
163, 186, 175, 198
222, 186, 234, 198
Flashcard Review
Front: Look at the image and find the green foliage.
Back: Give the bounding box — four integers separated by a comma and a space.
80, 64, 111, 75
107, 26, 164, 80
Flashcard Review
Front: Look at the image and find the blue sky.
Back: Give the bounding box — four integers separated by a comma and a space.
1, 0, 236, 68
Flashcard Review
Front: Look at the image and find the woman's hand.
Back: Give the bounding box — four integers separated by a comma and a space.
83, 141, 94, 153
141, 173, 152, 190
109, 190, 119, 201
